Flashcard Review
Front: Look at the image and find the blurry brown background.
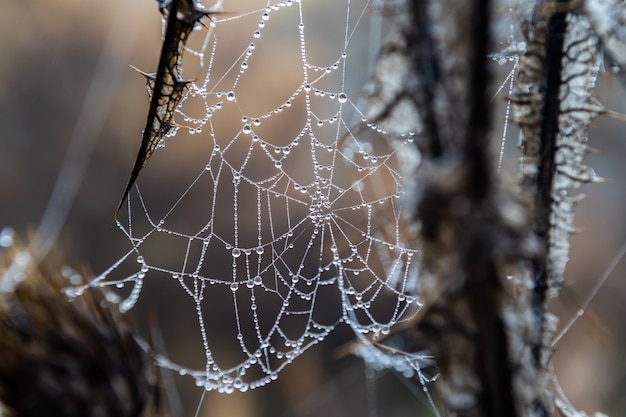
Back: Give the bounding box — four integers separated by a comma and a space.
0, 1, 625, 416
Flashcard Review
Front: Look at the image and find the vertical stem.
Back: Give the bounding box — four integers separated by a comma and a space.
531, 1, 570, 367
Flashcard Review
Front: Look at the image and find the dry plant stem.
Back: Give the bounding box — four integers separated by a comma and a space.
529, 0, 569, 370
113, 0, 211, 222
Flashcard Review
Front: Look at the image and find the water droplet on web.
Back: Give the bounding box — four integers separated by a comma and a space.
230, 282, 239, 292
304, 84, 311, 92
242, 124, 252, 134
275, 160, 282, 168
226, 91, 236, 101
253, 30, 261, 38
0, 228, 14, 248
232, 248, 242, 258
258, 20, 265, 28
241, 61, 248, 70
338, 93, 347, 103
136, 256, 144, 263
256, 246, 264, 254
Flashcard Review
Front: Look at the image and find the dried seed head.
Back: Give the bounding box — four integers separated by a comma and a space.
0, 242, 163, 417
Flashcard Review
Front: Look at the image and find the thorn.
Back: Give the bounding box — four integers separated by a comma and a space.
602, 108, 626, 123
171, 121, 190, 130
129, 64, 155, 80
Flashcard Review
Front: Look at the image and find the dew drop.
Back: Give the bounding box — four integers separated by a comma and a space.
338, 93, 347, 103
232, 248, 242, 258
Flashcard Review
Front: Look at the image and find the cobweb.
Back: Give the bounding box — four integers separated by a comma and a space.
66, 0, 424, 393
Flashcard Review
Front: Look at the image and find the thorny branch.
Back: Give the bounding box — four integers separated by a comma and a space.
113, 0, 213, 222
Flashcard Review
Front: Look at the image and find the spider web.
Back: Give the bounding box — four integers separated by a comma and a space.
67, 0, 423, 393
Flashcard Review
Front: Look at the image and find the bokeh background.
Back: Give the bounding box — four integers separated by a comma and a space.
1, 1, 625, 416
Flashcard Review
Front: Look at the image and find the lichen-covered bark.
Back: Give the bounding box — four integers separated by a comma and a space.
511, 2, 605, 416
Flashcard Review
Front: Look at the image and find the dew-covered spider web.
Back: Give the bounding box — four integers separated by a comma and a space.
1, 0, 622, 414
66, 0, 425, 393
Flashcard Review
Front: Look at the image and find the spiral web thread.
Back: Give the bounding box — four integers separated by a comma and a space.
65, 0, 426, 393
